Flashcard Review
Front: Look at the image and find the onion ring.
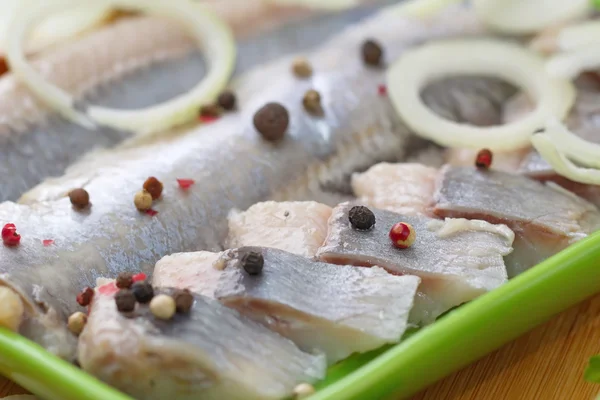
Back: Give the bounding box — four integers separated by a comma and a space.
386, 38, 575, 151
6, 0, 236, 135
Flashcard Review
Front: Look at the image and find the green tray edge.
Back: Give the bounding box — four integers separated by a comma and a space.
2, 230, 600, 400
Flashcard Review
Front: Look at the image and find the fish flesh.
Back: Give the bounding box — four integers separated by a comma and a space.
226, 201, 331, 257
0, 2, 382, 203
433, 165, 600, 277
79, 287, 326, 400
0, 4, 518, 357
317, 202, 512, 324
153, 246, 420, 363
351, 162, 437, 216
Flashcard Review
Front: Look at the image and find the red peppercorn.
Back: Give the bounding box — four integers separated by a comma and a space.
76, 287, 95, 307
389, 222, 416, 249
2, 223, 21, 247
146, 209, 159, 217
132, 273, 147, 283
42, 239, 54, 246
378, 84, 387, 96
475, 149, 493, 169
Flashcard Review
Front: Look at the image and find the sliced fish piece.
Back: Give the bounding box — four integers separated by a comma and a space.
433, 166, 600, 277
0, 5, 511, 356
351, 162, 437, 216
79, 288, 325, 400
317, 202, 512, 324
153, 247, 420, 364
226, 201, 331, 257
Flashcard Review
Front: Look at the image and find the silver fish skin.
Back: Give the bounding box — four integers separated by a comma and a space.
154, 247, 419, 364
0, 3, 383, 203
0, 6, 501, 356
317, 202, 512, 325
433, 166, 600, 277
78, 288, 325, 400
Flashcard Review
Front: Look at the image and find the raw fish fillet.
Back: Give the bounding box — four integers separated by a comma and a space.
0, 5, 518, 356
351, 163, 437, 216
79, 288, 325, 400
317, 202, 512, 324
0, 2, 380, 203
153, 246, 420, 363
433, 166, 600, 277
226, 201, 331, 257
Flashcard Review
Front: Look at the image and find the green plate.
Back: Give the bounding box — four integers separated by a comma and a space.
2, 231, 600, 400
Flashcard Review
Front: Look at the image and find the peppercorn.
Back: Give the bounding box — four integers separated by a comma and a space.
115, 289, 136, 313
291, 57, 313, 78
240, 251, 264, 275
68, 312, 87, 336
389, 222, 416, 249
143, 177, 163, 200
69, 188, 89, 209
116, 272, 134, 289
150, 294, 176, 320
199, 104, 223, 118
173, 289, 194, 313
1, 223, 20, 247
131, 281, 154, 304
134, 190, 153, 212
76, 287, 95, 307
302, 89, 322, 115
475, 149, 493, 169
348, 206, 376, 231
361, 39, 383, 66
293, 383, 315, 399
217, 90, 236, 111
253, 103, 289, 141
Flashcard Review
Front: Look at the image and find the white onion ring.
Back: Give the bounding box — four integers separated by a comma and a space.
542, 118, 600, 169
6, 0, 236, 135
472, 0, 591, 35
386, 38, 575, 151
264, 0, 360, 10
532, 133, 600, 185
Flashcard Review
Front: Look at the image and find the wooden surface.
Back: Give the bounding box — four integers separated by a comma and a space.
1, 293, 600, 399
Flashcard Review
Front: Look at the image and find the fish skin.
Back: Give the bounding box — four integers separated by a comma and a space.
153, 246, 420, 364
79, 288, 326, 400
0, 5, 504, 356
317, 202, 511, 324
226, 201, 332, 258
0, 3, 383, 203
433, 166, 600, 277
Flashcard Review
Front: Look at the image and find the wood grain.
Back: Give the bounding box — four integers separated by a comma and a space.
1, 293, 600, 399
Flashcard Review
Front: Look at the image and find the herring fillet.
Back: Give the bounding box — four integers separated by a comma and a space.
79, 289, 325, 400
0, 5, 496, 356
153, 247, 420, 364
351, 162, 437, 216
0, 3, 381, 204
317, 202, 512, 324
433, 166, 600, 277
226, 201, 332, 257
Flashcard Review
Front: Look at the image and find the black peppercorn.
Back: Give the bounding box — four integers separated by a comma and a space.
253, 103, 289, 141
348, 206, 376, 231
217, 90, 236, 111
131, 281, 154, 304
115, 289, 136, 313
240, 251, 264, 275
361, 39, 383, 67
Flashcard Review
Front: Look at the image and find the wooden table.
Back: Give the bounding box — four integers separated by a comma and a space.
2, 293, 600, 399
